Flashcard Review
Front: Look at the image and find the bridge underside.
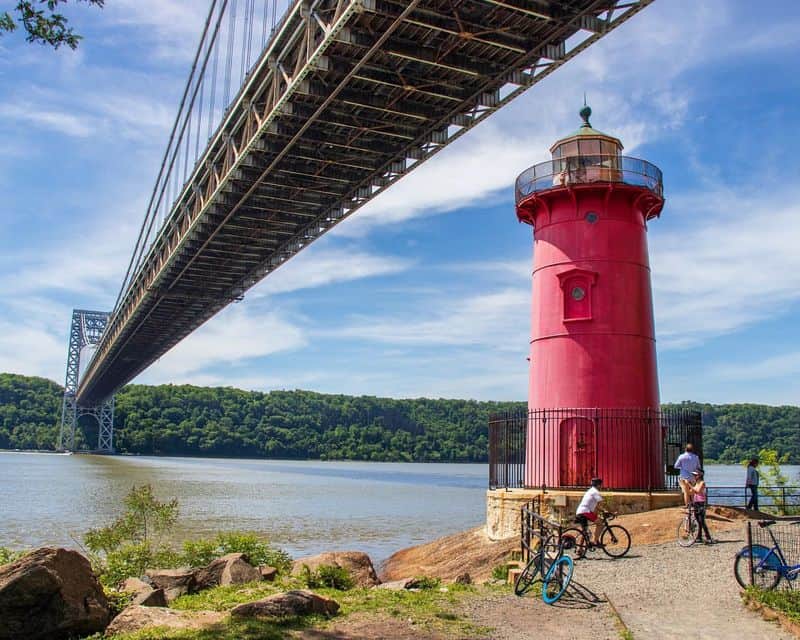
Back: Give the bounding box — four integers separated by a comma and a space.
78, 0, 654, 405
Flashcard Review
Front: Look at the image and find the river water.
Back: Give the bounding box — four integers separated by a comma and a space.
0, 452, 796, 564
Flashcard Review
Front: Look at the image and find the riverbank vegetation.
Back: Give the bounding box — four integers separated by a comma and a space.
1, 373, 798, 463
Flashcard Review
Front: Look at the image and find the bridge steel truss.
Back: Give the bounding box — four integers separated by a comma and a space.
77, 0, 655, 405
59, 309, 115, 452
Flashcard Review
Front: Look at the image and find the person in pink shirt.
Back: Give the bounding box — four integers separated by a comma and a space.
689, 469, 713, 544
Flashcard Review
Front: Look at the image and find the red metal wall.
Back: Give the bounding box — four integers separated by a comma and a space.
518, 183, 664, 489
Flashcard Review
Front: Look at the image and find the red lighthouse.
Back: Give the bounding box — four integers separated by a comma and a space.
515, 106, 665, 491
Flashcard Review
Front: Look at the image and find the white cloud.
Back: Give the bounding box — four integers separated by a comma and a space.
713, 351, 800, 382
652, 186, 800, 348
0, 103, 94, 138
254, 245, 413, 297
333, 287, 529, 350
0, 320, 65, 382
141, 306, 307, 382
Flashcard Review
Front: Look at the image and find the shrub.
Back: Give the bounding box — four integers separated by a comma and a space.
491, 563, 509, 582
84, 484, 179, 586
301, 564, 354, 590
0, 547, 24, 565
410, 576, 441, 590
181, 532, 292, 574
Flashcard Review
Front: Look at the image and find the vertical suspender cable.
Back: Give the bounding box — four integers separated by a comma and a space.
261, 0, 268, 48
113, 0, 221, 311
224, 0, 237, 110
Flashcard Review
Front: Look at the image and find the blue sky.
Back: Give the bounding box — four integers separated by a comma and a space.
1, 0, 799, 405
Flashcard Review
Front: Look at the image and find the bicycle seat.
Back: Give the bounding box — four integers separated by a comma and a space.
758, 520, 776, 528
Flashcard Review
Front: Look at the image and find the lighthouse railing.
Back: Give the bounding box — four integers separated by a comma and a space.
515, 155, 663, 205
489, 407, 702, 492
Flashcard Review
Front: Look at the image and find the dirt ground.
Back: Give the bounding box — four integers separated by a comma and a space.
352, 507, 793, 640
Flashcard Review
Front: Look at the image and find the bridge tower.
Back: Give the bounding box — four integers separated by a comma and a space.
59, 309, 115, 452
515, 106, 665, 490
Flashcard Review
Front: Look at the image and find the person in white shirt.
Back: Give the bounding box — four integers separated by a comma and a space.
576, 477, 604, 544
674, 443, 701, 507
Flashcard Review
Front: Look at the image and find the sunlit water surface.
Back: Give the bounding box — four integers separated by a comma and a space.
0, 452, 796, 563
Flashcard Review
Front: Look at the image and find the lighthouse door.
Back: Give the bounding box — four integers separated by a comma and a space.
559, 417, 596, 487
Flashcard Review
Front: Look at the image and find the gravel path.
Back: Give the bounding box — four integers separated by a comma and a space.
461, 524, 792, 640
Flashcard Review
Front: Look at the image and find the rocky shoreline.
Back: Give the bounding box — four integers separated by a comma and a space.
0, 506, 792, 640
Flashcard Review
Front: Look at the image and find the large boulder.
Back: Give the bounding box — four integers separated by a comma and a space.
145, 568, 196, 602
292, 551, 379, 588
105, 606, 224, 636
119, 577, 166, 607
230, 590, 339, 619
0, 547, 110, 640
194, 553, 261, 590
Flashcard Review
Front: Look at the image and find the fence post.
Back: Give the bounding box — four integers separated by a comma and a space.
781, 486, 787, 515
746, 521, 754, 587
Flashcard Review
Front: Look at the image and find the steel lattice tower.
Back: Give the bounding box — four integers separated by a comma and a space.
59, 310, 115, 452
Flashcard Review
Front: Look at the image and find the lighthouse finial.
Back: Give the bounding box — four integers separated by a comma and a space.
579, 98, 592, 128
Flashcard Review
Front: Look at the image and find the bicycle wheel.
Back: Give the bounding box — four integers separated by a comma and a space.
560, 528, 588, 560
542, 556, 574, 604
601, 525, 631, 558
734, 545, 781, 590
676, 514, 698, 547
514, 551, 543, 596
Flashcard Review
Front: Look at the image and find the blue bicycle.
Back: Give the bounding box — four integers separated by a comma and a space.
514, 533, 575, 604
734, 520, 800, 590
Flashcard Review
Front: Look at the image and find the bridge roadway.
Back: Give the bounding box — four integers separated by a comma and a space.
77, 0, 654, 405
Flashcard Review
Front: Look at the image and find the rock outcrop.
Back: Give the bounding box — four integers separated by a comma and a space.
259, 565, 278, 581
231, 590, 339, 619
292, 551, 380, 588
145, 568, 196, 602
381, 526, 517, 583
0, 547, 110, 640
120, 577, 166, 607
194, 552, 261, 590
105, 606, 224, 636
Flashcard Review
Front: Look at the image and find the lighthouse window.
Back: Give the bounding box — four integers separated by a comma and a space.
585, 212, 598, 223
571, 287, 586, 301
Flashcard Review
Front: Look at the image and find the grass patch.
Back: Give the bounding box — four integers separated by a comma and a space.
744, 586, 800, 623
113, 580, 492, 639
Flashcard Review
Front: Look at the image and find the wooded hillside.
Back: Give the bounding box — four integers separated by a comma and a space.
1, 373, 797, 463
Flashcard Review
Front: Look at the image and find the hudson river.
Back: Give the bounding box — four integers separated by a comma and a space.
0, 452, 796, 563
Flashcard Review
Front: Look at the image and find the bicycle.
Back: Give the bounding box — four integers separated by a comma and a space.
677, 505, 700, 547
734, 520, 800, 590
514, 533, 575, 604
561, 511, 631, 559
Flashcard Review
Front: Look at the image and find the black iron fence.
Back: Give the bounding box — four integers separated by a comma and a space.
709, 486, 800, 515
742, 520, 800, 591
489, 407, 702, 492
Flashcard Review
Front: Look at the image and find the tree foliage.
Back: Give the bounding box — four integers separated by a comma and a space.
1, 0, 104, 49
0, 373, 798, 463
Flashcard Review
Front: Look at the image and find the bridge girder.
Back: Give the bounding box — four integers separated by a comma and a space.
78, 0, 656, 404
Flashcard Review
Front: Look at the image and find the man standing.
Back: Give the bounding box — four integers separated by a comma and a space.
746, 458, 760, 511
576, 477, 604, 545
674, 443, 701, 507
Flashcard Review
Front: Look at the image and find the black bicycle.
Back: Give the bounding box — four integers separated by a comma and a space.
514, 532, 557, 596
561, 511, 631, 559
513, 532, 574, 604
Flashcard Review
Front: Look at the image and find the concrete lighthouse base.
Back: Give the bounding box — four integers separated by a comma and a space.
486, 488, 684, 541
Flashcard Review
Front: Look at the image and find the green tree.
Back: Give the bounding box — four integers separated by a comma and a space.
84, 484, 178, 586
1, 0, 104, 49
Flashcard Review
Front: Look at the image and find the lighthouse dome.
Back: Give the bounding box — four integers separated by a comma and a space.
549, 105, 623, 158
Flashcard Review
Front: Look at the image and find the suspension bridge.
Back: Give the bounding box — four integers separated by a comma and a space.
59, 0, 656, 451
